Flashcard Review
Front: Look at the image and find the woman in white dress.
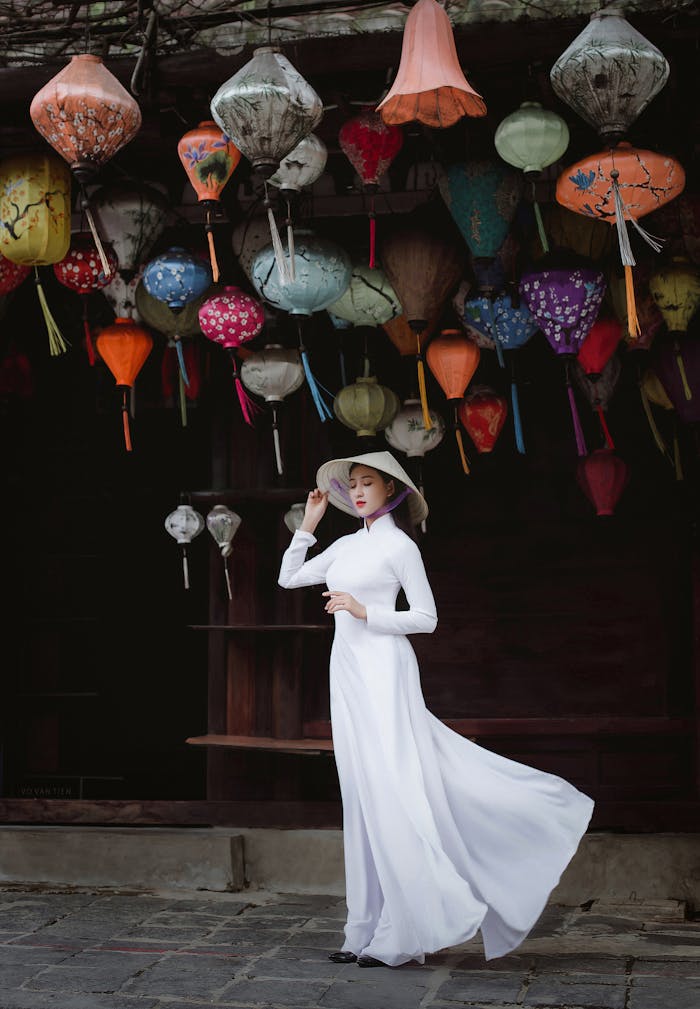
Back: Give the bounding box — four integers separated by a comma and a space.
278, 450, 595, 969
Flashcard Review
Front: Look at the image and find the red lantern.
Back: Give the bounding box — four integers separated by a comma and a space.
0, 255, 30, 296
53, 233, 119, 365
95, 317, 153, 452
458, 386, 508, 453
577, 448, 629, 516
426, 329, 480, 473
339, 110, 403, 268
577, 317, 622, 381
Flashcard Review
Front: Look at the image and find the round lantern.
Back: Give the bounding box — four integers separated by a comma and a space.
385, 396, 445, 533
574, 354, 621, 450
199, 285, 266, 426
53, 233, 119, 365
206, 504, 242, 601
165, 502, 205, 590
376, 0, 486, 127
284, 503, 306, 533
178, 120, 242, 283
95, 317, 153, 451
458, 386, 508, 454
577, 449, 629, 517
210, 46, 323, 179
426, 329, 480, 473
550, 10, 669, 145
240, 343, 305, 474
269, 133, 327, 195
142, 247, 212, 311
0, 255, 30, 296
649, 257, 700, 403
327, 260, 400, 328
382, 314, 439, 358
89, 182, 170, 281
333, 375, 400, 438
0, 152, 71, 356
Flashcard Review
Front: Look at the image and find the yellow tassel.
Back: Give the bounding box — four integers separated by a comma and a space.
455, 427, 470, 474
625, 265, 640, 339
416, 332, 432, 431
35, 269, 68, 356
673, 430, 684, 482
206, 209, 220, 283
675, 345, 693, 401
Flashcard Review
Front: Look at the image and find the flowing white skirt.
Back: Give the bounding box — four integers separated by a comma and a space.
330, 631, 595, 966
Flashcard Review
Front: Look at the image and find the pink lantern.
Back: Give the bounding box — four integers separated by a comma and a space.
577, 448, 629, 517
198, 285, 265, 425
53, 233, 119, 364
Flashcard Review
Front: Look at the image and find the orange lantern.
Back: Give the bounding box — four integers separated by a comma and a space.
426, 329, 480, 473
95, 317, 153, 452
556, 143, 685, 337
377, 0, 486, 128
458, 386, 508, 454
177, 120, 242, 283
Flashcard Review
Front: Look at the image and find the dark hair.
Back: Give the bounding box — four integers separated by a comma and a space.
348, 463, 417, 542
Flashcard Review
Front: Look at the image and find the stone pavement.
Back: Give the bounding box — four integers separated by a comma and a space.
0, 887, 699, 1009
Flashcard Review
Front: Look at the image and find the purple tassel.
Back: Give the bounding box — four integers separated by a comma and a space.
567, 383, 588, 458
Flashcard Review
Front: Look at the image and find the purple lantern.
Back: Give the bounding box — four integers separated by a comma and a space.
520, 266, 606, 456
654, 335, 700, 424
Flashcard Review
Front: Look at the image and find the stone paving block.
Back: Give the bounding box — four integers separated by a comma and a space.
0, 944, 74, 965
199, 926, 293, 948
121, 954, 240, 998
453, 952, 534, 972
637, 931, 700, 946
24, 949, 162, 992
217, 977, 332, 1006
0, 992, 160, 1009
229, 916, 303, 931
115, 925, 215, 942
319, 975, 428, 1009
283, 931, 345, 951
628, 976, 700, 1009
241, 952, 357, 980
435, 969, 525, 1004
631, 958, 700, 977
523, 977, 628, 1007
533, 955, 628, 975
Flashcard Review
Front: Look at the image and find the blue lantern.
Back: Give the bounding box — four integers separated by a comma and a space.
251, 230, 352, 421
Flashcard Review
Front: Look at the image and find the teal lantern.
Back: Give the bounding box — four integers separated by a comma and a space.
438, 159, 523, 292
494, 101, 570, 254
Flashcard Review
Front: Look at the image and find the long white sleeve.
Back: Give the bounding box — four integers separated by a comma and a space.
277, 530, 341, 588
365, 538, 437, 635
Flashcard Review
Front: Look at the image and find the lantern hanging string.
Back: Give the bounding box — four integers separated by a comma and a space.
264, 181, 290, 285
564, 358, 587, 457
595, 404, 615, 449
417, 462, 427, 534
34, 266, 68, 356
205, 207, 220, 283
674, 343, 693, 401
82, 299, 96, 366
174, 337, 190, 388
368, 192, 376, 269
414, 329, 432, 431
182, 545, 190, 590
453, 404, 470, 474
531, 179, 549, 254
223, 554, 233, 601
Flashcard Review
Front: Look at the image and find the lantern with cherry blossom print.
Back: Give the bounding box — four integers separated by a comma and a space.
458, 386, 508, 454
577, 448, 629, 517
53, 233, 118, 365
339, 110, 403, 268
199, 285, 265, 425
0, 255, 30, 297
520, 264, 606, 457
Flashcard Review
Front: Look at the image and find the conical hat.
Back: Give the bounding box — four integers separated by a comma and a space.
316, 450, 428, 525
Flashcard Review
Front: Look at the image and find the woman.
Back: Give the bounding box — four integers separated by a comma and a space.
278, 450, 594, 969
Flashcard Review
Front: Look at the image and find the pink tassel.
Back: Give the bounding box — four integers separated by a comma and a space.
83, 308, 95, 366
596, 405, 615, 449
369, 213, 376, 269
235, 376, 259, 426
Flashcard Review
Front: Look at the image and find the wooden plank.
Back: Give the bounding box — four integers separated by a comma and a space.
187, 734, 333, 755
302, 717, 694, 739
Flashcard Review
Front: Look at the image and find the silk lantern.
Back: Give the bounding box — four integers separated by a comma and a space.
376, 0, 486, 128
426, 329, 480, 473
654, 336, 700, 424
495, 101, 569, 254
0, 256, 30, 296
520, 265, 607, 457
550, 10, 669, 145
206, 504, 242, 602
232, 213, 270, 285
30, 53, 142, 277
269, 134, 327, 280
95, 318, 153, 451
574, 354, 621, 450
103, 270, 143, 321
649, 257, 700, 402
535, 203, 614, 263
199, 285, 265, 425
240, 343, 305, 475
284, 503, 306, 533
385, 396, 445, 533
578, 317, 623, 382
53, 233, 119, 365
178, 120, 241, 283
382, 314, 438, 358
556, 144, 685, 336
89, 182, 169, 282
0, 152, 71, 355
251, 230, 351, 422
379, 225, 466, 429
327, 260, 400, 328
339, 110, 403, 267
334, 375, 400, 438
165, 502, 205, 590
577, 448, 629, 517
458, 386, 508, 454
647, 192, 700, 267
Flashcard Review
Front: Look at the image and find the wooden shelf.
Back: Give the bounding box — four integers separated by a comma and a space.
186, 734, 334, 755
190, 488, 309, 505
188, 624, 333, 632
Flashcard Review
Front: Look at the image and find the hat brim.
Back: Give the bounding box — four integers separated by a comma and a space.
316, 451, 429, 526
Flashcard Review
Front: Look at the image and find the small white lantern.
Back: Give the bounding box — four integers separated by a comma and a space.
165, 503, 205, 590
385, 398, 445, 533
284, 503, 306, 533
241, 343, 305, 475
206, 505, 242, 601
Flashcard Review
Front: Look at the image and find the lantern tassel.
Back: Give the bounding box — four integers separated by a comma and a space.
175, 339, 190, 387
122, 388, 133, 452
34, 268, 68, 356
419, 481, 427, 535
82, 303, 95, 366
415, 331, 433, 431
205, 209, 220, 284
675, 343, 693, 401
265, 186, 289, 285
83, 200, 113, 279
639, 380, 670, 458
565, 366, 587, 457
301, 347, 334, 422
223, 558, 233, 601
369, 194, 376, 269
596, 405, 615, 449
272, 408, 284, 476
178, 370, 188, 428
229, 349, 260, 426
182, 547, 190, 590
532, 181, 549, 254
455, 424, 470, 475
286, 201, 296, 282
673, 426, 684, 482
511, 381, 526, 455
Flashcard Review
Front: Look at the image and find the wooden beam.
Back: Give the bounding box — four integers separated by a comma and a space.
187, 734, 333, 755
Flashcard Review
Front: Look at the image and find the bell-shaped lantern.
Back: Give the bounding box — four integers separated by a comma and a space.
577, 448, 629, 517
334, 375, 400, 438
165, 502, 205, 590
95, 317, 153, 451
89, 182, 170, 282
240, 343, 305, 475
379, 224, 466, 429
376, 0, 486, 128
385, 396, 445, 533
649, 257, 700, 403
382, 314, 439, 359
495, 102, 569, 254
206, 504, 242, 602
210, 46, 323, 179
426, 329, 480, 473
0, 152, 71, 355
550, 10, 669, 146
53, 233, 119, 365
458, 385, 508, 454
178, 120, 242, 283
574, 354, 622, 450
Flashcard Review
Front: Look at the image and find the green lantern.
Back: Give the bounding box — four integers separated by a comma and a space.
334, 375, 400, 438
327, 260, 400, 328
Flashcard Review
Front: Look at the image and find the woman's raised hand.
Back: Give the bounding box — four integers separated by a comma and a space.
300, 488, 328, 533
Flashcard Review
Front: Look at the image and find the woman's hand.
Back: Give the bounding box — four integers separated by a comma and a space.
300, 488, 328, 533
322, 591, 367, 621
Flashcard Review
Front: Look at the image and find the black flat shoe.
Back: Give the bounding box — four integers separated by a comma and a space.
328, 951, 357, 963
357, 955, 385, 968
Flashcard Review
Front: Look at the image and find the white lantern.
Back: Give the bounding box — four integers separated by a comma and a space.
232, 213, 271, 284
165, 503, 204, 590
269, 134, 327, 195
385, 398, 445, 533
284, 503, 306, 533
241, 343, 305, 475
206, 504, 242, 601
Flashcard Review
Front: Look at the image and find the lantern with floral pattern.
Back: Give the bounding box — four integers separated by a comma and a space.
53, 233, 118, 365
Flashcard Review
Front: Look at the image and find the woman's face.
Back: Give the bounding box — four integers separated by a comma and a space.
348, 465, 394, 518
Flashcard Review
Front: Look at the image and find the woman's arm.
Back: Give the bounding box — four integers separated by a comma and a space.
277, 530, 341, 589
365, 539, 438, 635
